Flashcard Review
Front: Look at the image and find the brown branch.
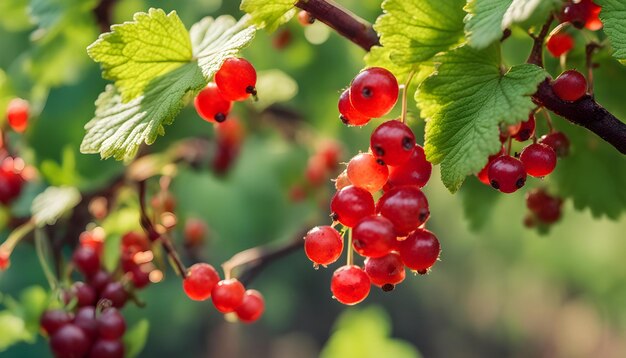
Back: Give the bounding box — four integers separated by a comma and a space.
526, 15, 554, 67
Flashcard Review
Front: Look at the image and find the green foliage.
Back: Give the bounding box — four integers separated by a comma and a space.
123, 319, 150, 358
31, 186, 81, 227
417, 44, 545, 192
596, 0, 626, 64
252, 69, 298, 111
320, 306, 421, 358
0, 286, 48, 352
0, 0, 30, 31
240, 0, 296, 32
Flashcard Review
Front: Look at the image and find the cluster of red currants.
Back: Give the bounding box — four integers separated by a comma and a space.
546, 0, 602, 58
524, 188, 564, 228
304, 67, 441, 305
182, 263, 265, 323
194, 58, 257, 124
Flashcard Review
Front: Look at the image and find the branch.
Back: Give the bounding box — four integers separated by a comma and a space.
296, 0, 626, 154
94, 0, 117, 32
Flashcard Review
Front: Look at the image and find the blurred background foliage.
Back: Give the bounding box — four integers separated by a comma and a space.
1, 0, 626, 357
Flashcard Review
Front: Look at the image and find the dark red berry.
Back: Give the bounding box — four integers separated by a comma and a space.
88, 271, 112, 295
100, 282, 127, 308
539, 132, 570, 157
338, 88, 371, 126
194, 82, 233, 123
376, 186, 429, 236
487, 155, 527, 194
73, 306, 98, 342
520, 143, 557, 177
211, 279, 246, 313
552, 70, 587, 102
386, 145, 431, 189
397, 228, 440, 272
526, 188, 563, 224
330, 265, 371, 305
347, 152, 389, 192
352, 215, 395, 258
304, 226, 344, 266
71, 282, 97, 307
6, 98, 29, 133
50, 324, 91, 358
477, 148, 505, 185
235, 289, 265, 323
41, 310, 73, 336
546, 33, 574, 58
72, 247, 100, 278
297, 10, 315, 26
214, 58, 257, 101
330, 185, 375, 227
370, 120, 416, 166
183, 263, 220, 301
0, 158, 25, 205
364, 252, 406, 288
97, 308, 126, 340
349, 67, 399, 118
512, 115, 536, 142
88, 339, 124, 358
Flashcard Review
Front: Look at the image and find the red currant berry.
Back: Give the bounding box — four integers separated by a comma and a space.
546, 33, 574, 58
526, 188, 552, 212
129, 264, 151, 289
211, 279, 246, 313
235, 289, 265, 323
41, 310, 73, 336
477, 148, 505, 185
97, 308, 126, 340
338, 89, 370, 126
194, 82, 233, 123
184, 218, 208, 248
6, 98, 29, 133
317, 140, 343, 171
520, 143, 557, 177
100, 282, 128, 308
330, 265, 371, 305
79, 231, 104, 257
72, 246, 100, 278
0, 250, 10, 271
526, 188, 563, 224
364, 252, 406, 290
88, 339, 124, 358
539, 131, 570, 157
561, 0, 589, 28
272, 29, 292, 50
304, 226, 344, 266
487, 155, 527, 193
512, 115, 536, 142
297, 10, 315, 26
88, 270, 112, 295
370, 121, 416, 166
352, 215, 395, 258
0, 158, 25, 205
334, 169, 351, 190
376, 186, 429, 236
330, 185, 375, 227
347, 153, 389, 192
305, 155, 326, 187
214, 58, 257, 101
73, 306, 98, 342
183, 263, 220, 301
552, 70, 587, 102
50, 324, 91, 358
397, 228, 440, 272
386, 145, 431, 189
70, 282, 97, 307
585, 2, 602, 31
349, 67, 399, 118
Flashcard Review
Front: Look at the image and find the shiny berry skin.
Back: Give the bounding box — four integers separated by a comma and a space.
561, 0, 602, 30
546, 33, 574, 58
330, 265, 371, 305
183, 263, 220, 301
194, 82, 233, 123
73, 306, 98, 341
487, 155, 527, 194
304, 226, 343, 266
88, 339, 124, 358
386, 145, 431, 189
70, 282, 97, 307
6, 98, 29, 133
364, 252, 406, 289
100, 282, 128, 308
50, 324, 91, 358
297, 10, 315, 26
352, 215, 395, 258
235, 289, 265, 323
397, 228, 440, 272
477, 148, 505, 185
376, 186, 429, 236
0, 159, 24, 205
97, 308, 126, 340
330, 185, 375, 227
338, 89, 370, 126
211, 279, 246, 313
520, 143, 557, 177
349, 67, 399, 118
214, 58, 257, 101
370, 121, 416, 166
88, 270, 112, 294
539, 132, 570, 157
41, 310, 73, 336
72, 246, 100, 277
347, 153, 389, 192
552, 70, 587, 102
512, 115, 536, 142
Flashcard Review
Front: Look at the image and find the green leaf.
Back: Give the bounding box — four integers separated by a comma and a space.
190, 15, 256, 81
240, 0, 296, 32
0, 312, 29, 351
252, 69, 298, 111
40, 146, 82, 187
464, 0, 544, 49
459, 177, 501, 231
416, 44, 545, 192
31, 186, 81, 227
123, 319, 150, 358
80, 63, 206, 161
596, 0, 626, 64
17, 286, 48, 336
30, 0, 98, 33
88, 8, 193, 102
373, 0, 466, 69
0, 0, 31, 31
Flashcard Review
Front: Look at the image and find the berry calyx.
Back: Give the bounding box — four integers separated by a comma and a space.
511, 115, 536, 142
364, 252, 406, 289
552, 70, 587, 102
330, 265, 371, 305
520, 143, 557, 177
349, 67, 399, 118
304, 226, 344, 266
211, 279, 246, 313
487, 155, 527, 194
214, 58, 257, 101
352, 215, 395, 258
50, 324, 91, 358
376, 186, 429, 236
330, 185, 375, 227
183, 263, 220, 301
338, 88, 371, 126
370, 120, 416, 166
235, 289, 265, 323
397, 228, 440, 272
6, 98, 29, 133
386, 145, 432, 189
539, 131, 570, 157
346, 152, 389, 192
546, 33, 574, 58
194, 82, 233, 123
